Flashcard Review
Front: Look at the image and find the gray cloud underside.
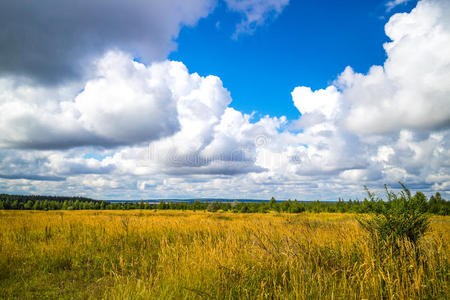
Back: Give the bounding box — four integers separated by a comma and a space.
0, 174, 66, 181
0, 0, 214, 84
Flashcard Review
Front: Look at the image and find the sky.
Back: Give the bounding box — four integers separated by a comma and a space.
0, 0, 449, 200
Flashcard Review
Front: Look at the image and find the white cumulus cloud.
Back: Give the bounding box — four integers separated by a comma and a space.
338, 0, 450, 134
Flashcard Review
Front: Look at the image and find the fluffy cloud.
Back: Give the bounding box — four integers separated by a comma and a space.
0, 50, 273, 176
338, 0, 450, 134
287, 0, 450, 196
0, 52, 234, 149
292, 0, 450, 136
119, 107, 285, 176
73, 52, 181, 146
225, 0, 289, 38
0, 0, 215, 83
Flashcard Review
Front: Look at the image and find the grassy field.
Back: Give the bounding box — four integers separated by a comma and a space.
0, 210, 448, 299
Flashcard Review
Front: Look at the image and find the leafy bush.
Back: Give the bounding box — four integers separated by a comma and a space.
358, 183, 429, 245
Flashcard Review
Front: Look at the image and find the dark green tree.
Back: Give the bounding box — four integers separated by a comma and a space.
207, 201, 220, 212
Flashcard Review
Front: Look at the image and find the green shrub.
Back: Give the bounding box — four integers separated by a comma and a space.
358, 183, 429, 245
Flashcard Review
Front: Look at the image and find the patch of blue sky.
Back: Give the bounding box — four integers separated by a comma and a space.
170, 0, 418, 120
83, 152, 113, 161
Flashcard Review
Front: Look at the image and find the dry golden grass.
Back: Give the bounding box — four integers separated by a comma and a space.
0, 210, 448, 299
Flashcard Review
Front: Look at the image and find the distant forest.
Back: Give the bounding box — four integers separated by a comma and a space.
0, 189, 448, 215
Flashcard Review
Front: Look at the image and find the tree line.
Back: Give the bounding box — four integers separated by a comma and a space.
0, 190, 448, 215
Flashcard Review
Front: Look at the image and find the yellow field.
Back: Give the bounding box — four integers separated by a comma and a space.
0, 210, 448, 299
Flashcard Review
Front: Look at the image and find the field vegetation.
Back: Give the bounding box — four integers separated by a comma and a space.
0, 209, 448, 299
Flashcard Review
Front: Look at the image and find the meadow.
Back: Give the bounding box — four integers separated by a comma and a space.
0, 210, 448, 299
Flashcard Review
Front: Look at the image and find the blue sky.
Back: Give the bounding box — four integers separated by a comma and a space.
170, 0, 417, 119
0, 0, 449, 200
